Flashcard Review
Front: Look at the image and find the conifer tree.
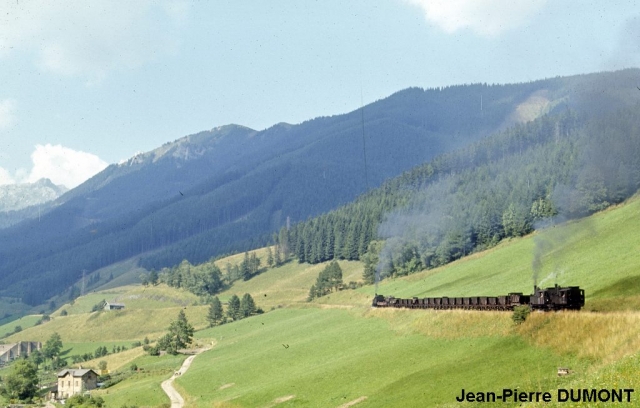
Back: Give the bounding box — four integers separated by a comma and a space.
207, 296, 224, 327
162, 310, 194, 354
227, 295, 241, 321
266, 247, 274, 268
274, 247, 282, 266
241, 252, 251, 281
240, 293, 256, 318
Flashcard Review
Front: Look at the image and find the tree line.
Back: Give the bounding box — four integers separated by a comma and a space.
206, 293, 261, 327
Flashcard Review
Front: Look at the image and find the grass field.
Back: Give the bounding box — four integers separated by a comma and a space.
178, 308, 582, 408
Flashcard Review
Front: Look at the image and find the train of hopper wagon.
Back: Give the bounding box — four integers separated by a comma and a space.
372, 284, 585, 311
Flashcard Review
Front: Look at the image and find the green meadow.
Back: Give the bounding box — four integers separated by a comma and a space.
178, 307, 580, 408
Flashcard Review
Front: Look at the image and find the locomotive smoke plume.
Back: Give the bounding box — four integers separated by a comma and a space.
376, 178, 455, 284
606, 14, 640, 71
531, 215, 569, 288
530, 64, 640, 287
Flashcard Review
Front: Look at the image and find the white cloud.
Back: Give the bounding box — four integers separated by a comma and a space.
0, 167, 15, 186
25, 144, 108, 189
406, 0, 547, 36
0, 99, 17, 130
0, 0, 190, 80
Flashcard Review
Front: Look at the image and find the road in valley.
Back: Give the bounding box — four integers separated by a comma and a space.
161, 347, 210, 408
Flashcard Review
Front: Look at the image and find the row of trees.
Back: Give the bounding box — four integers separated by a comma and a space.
70, 344, 129, 364
160, 251, 273, 298
207, 294, 260, 326
222, 252, 262, 284
161, 260, 224, 296
307, 262, 343, 300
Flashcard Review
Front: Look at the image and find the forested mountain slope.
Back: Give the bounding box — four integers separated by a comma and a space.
287, 71, 640, 282
1, 69, 638, 309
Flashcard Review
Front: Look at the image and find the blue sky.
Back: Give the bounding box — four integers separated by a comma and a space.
1, 0, 639, 188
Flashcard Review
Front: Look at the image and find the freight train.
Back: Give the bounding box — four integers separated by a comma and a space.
372, 284, 585, 311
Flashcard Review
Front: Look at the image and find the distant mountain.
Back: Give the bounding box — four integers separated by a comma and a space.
0, 179, 68, 228
1, 69, 639, 308
0, 178, 67, 212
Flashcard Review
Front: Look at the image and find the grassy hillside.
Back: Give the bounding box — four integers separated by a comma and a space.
178, 308, 579, 408
170, 196, 640, 406
0, 314, 43, 338
53, 284, 200, 317
95, 353, 188, 407
5, 285, 207, 344
216, 257, 363, 310
4, 195, 640, 406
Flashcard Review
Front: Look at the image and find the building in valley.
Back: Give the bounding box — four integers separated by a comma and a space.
56, 368, 99, 399
103, 301, 125, 311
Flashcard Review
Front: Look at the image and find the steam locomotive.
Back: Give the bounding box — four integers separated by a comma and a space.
372, 284, 585, 311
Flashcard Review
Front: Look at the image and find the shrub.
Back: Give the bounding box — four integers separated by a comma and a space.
91, 300, 107, 312
512, 305, 531, 325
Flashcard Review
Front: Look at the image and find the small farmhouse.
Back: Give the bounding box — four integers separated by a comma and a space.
57, 368, 99, 398
0, 341, 42, 363
104, 301, 125, 311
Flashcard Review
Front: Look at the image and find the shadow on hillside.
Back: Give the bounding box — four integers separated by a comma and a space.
592, 275, 640, 298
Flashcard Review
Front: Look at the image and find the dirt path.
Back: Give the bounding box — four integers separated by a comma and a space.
161, 347, 211, 408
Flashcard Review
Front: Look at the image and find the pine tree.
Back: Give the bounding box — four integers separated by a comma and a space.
274, 247, 282, 266
43, 332, 63, 360
266, 247, 274, 268
250, 252, 261, 275
207, 296, 224, 327
240, 293, 256, 318
278, 227, 289, 258
307, 284, 318, 301
164, 310, 194, 354
149, 269, 159, 286
226, 295, 241, 321
361, 241, 381, 285
241, 252, 251, 281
